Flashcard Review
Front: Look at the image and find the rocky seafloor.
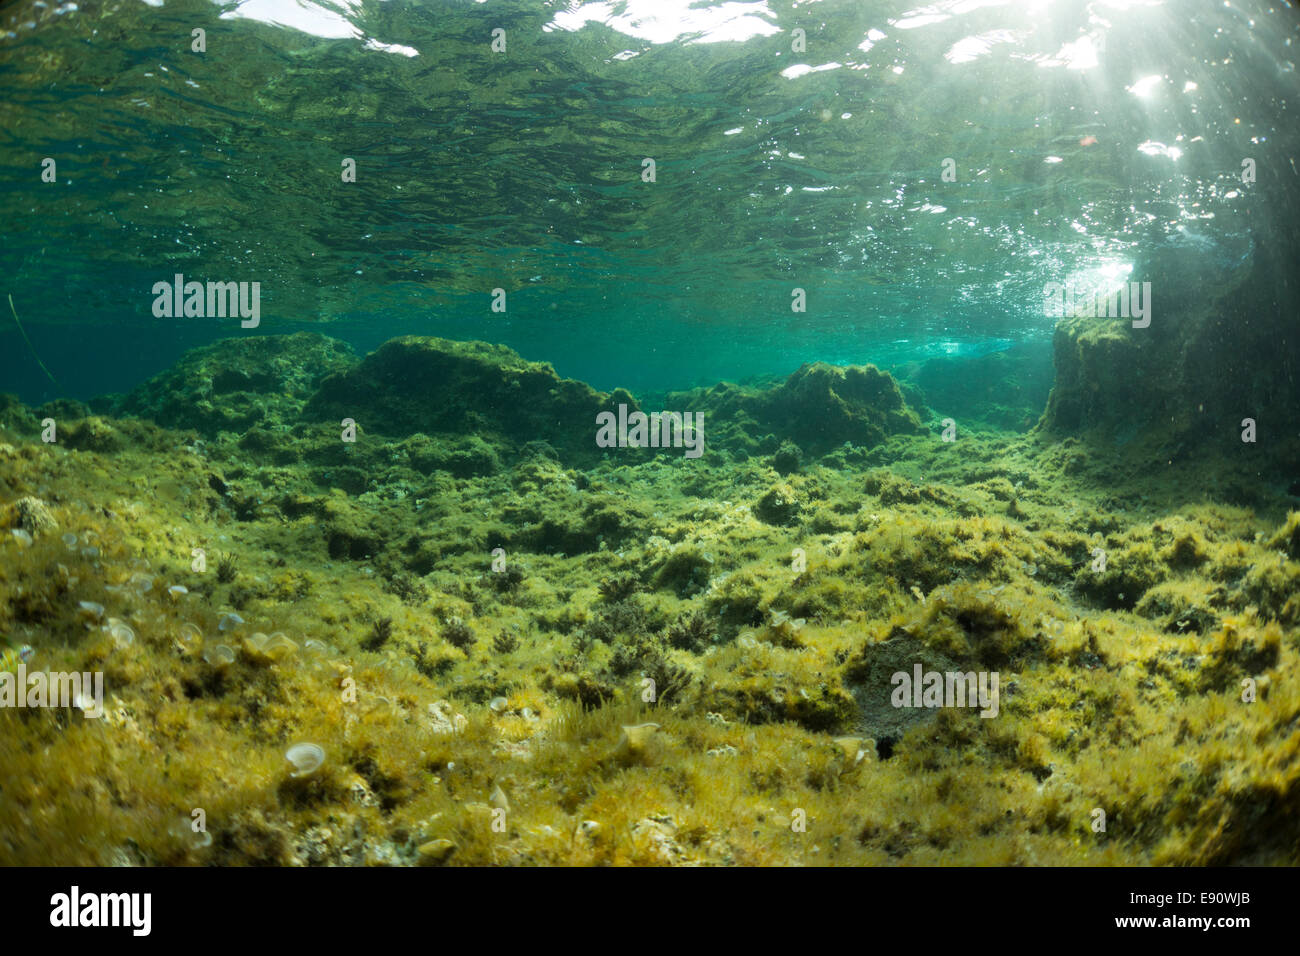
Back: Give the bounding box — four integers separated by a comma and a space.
1, 331, 1297, 866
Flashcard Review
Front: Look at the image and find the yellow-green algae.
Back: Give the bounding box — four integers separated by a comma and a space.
0, 345, 1297, 866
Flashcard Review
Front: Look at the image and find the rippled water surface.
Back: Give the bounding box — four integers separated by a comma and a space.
0, 0, 1293, 399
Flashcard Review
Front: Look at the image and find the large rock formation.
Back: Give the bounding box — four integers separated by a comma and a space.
114, 332, 358, 437
301, 335, 638, 466
1040, 233, 1300, 480
667, 361, 924, 457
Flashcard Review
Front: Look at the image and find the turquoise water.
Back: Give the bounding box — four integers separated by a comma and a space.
0, 0, 1291, 403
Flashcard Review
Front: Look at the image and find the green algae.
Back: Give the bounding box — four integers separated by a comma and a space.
0, 334, 1298, 866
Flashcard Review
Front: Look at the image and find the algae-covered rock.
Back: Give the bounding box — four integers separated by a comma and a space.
1134, 580, 1220, 634
703, 667, 855, 732
3, 495, 58, 535
302, 336, 637, 467
759, 362, 924, 454
754, 481, 804, 526
651, 548, 715, 599
1269, 512, 1300, 561
1074, 540, 1166, 611
1040, 239, 1299, 478
667, 361, 923, 458
37, 397, 93, 422
863, 470, 959, 508
0, 394, 39, 436
502, 491, 648, 556
403, 433, 501, 478
115, 332, 357, 437
908, 584, 1042, 669
62, 416, 123, 453
239, 426, 302, 466
320, 493, 384, 559
770, 440, 802, 475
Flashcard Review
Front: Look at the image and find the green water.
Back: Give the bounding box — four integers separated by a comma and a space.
0, 0, 1291, 402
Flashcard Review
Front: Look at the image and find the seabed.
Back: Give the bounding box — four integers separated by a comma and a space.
1, 330, 1296, 866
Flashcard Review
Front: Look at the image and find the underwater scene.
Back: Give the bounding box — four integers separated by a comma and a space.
0, 0, 1298, 873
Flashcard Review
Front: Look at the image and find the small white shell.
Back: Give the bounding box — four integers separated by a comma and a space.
174, 622, 203, 656
106, 618, 135, 648
203, 644, 236, 667
78, 601, 106, 622
286, 743, 326, 779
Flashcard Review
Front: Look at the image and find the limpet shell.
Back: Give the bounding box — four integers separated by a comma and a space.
416, 839, 457, 865
285, 742, 326, 779
244, 632, 298, 664
203, 644, 236, 667
174, 622, 203, 656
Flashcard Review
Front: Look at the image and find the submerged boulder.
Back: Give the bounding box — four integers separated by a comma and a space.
1040, 236, 1300, 475
99, 332, 921, 467
669, 361, 923, 458
115, 332, 357, 437
302, 336, 638, 466
761, 362, 924, 453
